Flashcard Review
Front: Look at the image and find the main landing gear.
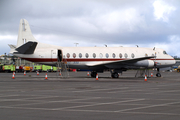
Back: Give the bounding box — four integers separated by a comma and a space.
156, 68, 161, 77
111, 72, 119, 78
91, 71, 97, 78
91, 71, 120, 78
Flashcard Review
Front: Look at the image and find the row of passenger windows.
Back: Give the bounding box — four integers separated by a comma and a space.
66, 53, 155, 58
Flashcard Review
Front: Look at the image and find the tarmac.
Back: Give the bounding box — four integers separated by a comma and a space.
0, 70, 180, 120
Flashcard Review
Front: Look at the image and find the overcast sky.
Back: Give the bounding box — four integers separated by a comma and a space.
0, 0, 180, 56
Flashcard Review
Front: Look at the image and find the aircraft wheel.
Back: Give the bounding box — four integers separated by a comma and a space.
156, 73, 161, 77
111, 72, 119, 78
91, 71, 97, 78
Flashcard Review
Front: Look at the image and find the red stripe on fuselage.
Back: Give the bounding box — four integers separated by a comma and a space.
21, 58, 175, 63
22, 58, 58, 62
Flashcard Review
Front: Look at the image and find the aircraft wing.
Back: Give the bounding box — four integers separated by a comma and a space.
86, 56, 155, 67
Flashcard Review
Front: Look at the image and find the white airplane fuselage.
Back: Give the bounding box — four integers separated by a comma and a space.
13, 42, 175, 70
10, 19, 176, 78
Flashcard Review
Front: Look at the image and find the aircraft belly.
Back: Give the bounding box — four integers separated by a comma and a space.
68, 62, 107, 70
105, 64, 142, 69
68, 65, 89, 69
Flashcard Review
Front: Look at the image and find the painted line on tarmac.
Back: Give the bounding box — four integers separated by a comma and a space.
2, 97, 102, 107
1, 99, 180, 116
73, 87, 128, 92
108, 89, 144, 93
53, 99, 145, 110
0, 94, 20, 97
61, 109, 180, 116
155, 90, 180, 93
1, 105, 180, 116
115, 101, 180, 112
121, 111, 180, 116
0, 95, 64, 102
144, 90, 180, 95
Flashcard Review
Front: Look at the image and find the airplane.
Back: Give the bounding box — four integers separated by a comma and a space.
9, 19, 176, 78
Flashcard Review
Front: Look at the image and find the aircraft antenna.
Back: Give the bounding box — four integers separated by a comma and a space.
74, 43, 79, 47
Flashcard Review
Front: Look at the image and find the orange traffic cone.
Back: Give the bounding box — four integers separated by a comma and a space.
37, 71, 39, 75
87, 71, 89, 76
151, 72, 153, 77
96, 74, 98, 80
59, 70, 61, 76
12, 73, 15, 79
145, 75, 147, 81
45, 73, 48, 79
24, 71, 26, 76
13, 71, 15, 75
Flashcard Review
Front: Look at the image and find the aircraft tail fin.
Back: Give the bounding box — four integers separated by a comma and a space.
16, 19, 38, 48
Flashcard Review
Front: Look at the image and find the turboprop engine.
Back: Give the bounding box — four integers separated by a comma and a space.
133, 60, 154, 68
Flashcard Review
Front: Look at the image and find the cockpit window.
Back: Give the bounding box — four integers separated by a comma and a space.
163, 51, 167, 54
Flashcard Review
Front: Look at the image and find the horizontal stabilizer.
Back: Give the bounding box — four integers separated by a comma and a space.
15, 41, 37, 54
8, 44, 17, 54
8, 44, 16, 49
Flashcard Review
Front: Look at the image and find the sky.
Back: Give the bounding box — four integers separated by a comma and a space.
0, 0, 180, 56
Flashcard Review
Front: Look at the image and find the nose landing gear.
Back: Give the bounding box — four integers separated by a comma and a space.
156, 68, 161, 77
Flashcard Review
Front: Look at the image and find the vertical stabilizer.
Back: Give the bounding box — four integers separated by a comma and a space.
17, 19, 38, 48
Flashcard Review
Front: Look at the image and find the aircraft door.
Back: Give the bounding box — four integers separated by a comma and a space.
58, 50, 62, 62
51, 50, 57, 62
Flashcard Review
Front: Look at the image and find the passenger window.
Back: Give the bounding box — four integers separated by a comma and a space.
125, 53, 128, 58
66, 53, 70, 58
99, 53, 103, 58
93, 53, 96, 58
105, 53, 109, 58
85, 53, 89, 58
73, 53, 76, 58
79, 53, 82, 58
119, 53, 122, 58
112, 53, 116, 58
131, 53, 135, 58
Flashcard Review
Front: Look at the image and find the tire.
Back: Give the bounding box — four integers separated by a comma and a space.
111, 72, 119, 78
91, 71, 97, 78
156, 73, 161, 77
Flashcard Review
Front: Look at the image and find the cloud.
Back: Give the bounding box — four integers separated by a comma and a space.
142, 35, 180, 56
166, 35, 180, 56
0, 0, 180, 56
92, 8, 146, 34
0, 35, 17, 55
153, 0, 176, 22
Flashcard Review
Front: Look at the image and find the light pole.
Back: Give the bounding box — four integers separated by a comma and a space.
4, 53, 6, 64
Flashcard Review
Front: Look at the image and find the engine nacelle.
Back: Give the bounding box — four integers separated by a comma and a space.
134, 60, 154, 68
